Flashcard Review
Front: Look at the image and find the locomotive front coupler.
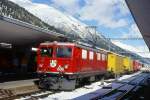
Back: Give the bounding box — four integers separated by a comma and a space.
58, 72, 64, 78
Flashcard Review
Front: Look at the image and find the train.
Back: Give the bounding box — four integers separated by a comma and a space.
37, 41, 142, 90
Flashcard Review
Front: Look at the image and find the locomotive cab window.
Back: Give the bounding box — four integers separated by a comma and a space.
56, 47, 72, 58
40, 47, 53, 57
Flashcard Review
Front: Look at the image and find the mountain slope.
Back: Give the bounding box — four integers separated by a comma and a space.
0, 0, 63, 33
8, 0, 110, 46
9, 0, 102, 39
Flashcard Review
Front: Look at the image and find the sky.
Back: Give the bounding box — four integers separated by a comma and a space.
9, 0, 150, 58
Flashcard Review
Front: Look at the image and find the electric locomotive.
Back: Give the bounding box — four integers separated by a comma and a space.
37, 41, 107, 90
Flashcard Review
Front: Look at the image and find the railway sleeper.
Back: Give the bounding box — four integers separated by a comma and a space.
0, 89, 15, 99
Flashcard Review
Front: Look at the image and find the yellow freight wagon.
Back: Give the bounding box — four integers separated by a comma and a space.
123, 57, 133, 72
107, 53, 124, 74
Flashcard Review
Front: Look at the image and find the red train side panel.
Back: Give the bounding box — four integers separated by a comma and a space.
133, 60, 141, 72
37, 42, 107, 78
72, 46, 107, 77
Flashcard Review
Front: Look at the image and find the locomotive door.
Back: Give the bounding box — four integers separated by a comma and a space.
75, 47, 81, 72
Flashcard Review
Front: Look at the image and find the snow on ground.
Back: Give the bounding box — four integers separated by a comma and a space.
41, 72, 141, 100
118, 71, 141, 81
41, 81, 109, 100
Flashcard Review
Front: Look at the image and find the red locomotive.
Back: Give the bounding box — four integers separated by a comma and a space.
37, 41, 107, 90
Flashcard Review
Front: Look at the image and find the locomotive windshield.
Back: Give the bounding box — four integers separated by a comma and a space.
56, 47, 72, 58
40, 47, 53, 57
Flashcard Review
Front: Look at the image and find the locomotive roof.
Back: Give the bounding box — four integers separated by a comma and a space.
40, 42, 107, 54
40, 42, 75, 46
108, 51, 125, 57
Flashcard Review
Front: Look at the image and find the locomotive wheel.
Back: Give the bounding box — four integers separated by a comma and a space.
39, 80, 46, 89
39, 79, 50, 89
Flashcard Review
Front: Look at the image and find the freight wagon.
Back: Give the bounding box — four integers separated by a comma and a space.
123, 57, 133, 73
107, 53, 124, 75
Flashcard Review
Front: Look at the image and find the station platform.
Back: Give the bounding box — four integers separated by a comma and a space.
0, 78, 38, 89
73, 72, 150, 100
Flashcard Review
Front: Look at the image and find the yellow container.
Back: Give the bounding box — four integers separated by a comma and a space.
107, 53, 124, 74
123, 57, 133, 72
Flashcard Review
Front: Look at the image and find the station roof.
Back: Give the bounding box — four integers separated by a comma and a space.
0, 15, 66, 46
126, 0, 150, 50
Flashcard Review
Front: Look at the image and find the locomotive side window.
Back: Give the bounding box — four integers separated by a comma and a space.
56, 47, 72, 58
40, 47, 53, 57
102, 54, 106, 61
97, 53, 101, 60
89, 51, 94, 60
82, 49, 87, 59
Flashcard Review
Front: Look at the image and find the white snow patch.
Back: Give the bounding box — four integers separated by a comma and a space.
118, 71, 141, 81
42, 81, 109, 100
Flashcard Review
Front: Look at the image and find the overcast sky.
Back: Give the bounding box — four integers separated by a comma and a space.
10, 0, 150, 58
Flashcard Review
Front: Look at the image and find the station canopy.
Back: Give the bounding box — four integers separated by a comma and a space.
126, 0, 150, 50
0, 15, 66, 47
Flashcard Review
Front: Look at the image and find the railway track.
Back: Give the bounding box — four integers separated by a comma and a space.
0, 85, 40, 100
15, 90, 58, 100
0, 82, 60, 100
0, 89, 14, 99
0, 87, 59, 100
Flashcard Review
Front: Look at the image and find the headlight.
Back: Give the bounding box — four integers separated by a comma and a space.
39, 64, 44, 68
64, 64, 68, 69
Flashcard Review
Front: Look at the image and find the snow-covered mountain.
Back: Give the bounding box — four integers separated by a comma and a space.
0, 0, 64, 33
8, 0, 104, 40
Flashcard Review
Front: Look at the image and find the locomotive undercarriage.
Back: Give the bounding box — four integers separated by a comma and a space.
38, 73, 76, 90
